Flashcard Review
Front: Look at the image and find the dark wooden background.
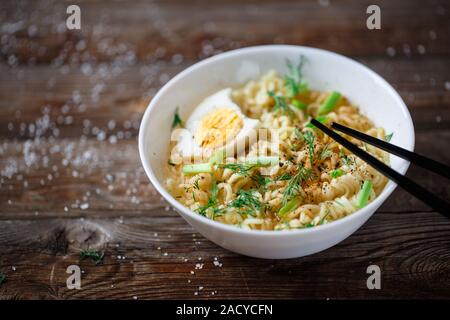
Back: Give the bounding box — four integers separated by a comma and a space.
0, 0, 449, 299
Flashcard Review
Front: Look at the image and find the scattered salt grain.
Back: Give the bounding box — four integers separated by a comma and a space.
429, 30, 437, 40
445, 81, 450, 91
318, 0, 330, 7
386, 47, 396, 57
80, 203, 89, 210
417, 44, 426, 55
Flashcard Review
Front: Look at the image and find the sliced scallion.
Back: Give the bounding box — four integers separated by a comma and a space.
356, 180, 373, 208
278, 197, 301, 217
291, 99, 307, 110
318, 91, 341, 115
182, 163, 212, 175
306, 115, 329, 128
330, 169, 344, 179
245, 156, 279, 167
210, 149, 226, 165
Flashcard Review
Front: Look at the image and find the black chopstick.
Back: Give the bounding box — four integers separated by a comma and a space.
330, 121, 450, 179
310, 119, 450, 217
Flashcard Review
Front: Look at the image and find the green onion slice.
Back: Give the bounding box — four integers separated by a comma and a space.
318, 91, 341, 115
278, 197, 301, 217
210, 149, 226, 165
356, 180, 373, 208
330, 169, 344, 179
306, 115, 329, 128
182, 163, 212, 175
291, 99, 307, 110
245, 156, 279, 167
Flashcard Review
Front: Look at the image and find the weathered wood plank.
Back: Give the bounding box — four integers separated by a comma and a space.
1, 0, 449, 64
1, 0, 449, 301
0, 56, 449, 140
0, 131, 449, 219
0, 209, 449, 299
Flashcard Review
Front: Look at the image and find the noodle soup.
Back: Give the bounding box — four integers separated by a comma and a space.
165, 58, 389, 231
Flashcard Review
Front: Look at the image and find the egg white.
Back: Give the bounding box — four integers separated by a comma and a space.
175, 88, 260, 162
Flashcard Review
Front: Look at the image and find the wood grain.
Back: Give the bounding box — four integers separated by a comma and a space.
0, 210, 449, 299
0, 0, 449, 299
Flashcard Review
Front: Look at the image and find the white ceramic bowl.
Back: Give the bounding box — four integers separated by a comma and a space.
139, 45, 414, 259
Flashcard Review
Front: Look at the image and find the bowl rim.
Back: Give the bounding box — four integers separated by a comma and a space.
138, 44, 415, 237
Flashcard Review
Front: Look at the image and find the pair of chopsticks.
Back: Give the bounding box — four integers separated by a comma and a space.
310, 119, 450, 217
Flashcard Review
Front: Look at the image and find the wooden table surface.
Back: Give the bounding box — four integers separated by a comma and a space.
0, 0, 449, 299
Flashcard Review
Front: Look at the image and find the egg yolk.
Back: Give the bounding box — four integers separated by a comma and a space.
195, 107, 244, 149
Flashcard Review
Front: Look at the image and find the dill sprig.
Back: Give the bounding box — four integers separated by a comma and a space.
319, 144, 332, 160
276, 172, 292, 181
340, 149, 354, 166
196, 175, 225, 218
284, 56, 308, 97
228, 189, 262, 216
172, 107, 183, 128
251, 172, 271, 192
79, 249, 104, 265
294, 127, 303, 140
385, 132, 394, 142
282, 167, 314, 205
192, 178, 200, 190
219, 163, 259, 176
302, 130, 315, 166
0, 272, 6, 285
267, 91, 294, 117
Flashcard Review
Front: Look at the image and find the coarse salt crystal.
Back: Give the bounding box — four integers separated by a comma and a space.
80, 203, 89, 210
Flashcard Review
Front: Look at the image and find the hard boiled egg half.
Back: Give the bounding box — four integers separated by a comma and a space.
172, 88, 260, 163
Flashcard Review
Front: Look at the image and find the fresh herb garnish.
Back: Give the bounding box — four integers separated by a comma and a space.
193, 178, 200, 190
282, 167, 314, 205
303, 130, 315, 166
196, 175, 225, 217
294, 127, 304, 140
385, 132, 394, 142
276, 172, 292, 181
0, 272, 6, 285
284, 57, 308, 97
340, 149, 354, 166
267, 90, 293, 117
79, 249, 104, 265
330, 169, 344, 179
220, 163, 258, 176
229, 189, 262, 216
306, 115, 329, 128
278, 197, 301, 217
172, 107, 183, 128
252, 172, 270, 192
320, 144, 332, 160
